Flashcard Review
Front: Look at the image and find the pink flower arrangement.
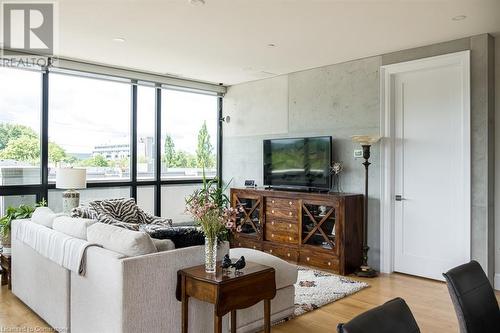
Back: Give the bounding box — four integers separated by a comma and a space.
186, 187, 244, 240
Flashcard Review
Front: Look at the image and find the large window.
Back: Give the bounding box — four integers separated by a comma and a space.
0, 65, 221, 218
161, 90, 218, 179
48, 73, 131, 182
0, 67, 42, 185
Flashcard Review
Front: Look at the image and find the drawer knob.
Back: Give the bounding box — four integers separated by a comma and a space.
289, 224, 292, 228
272, 221, 275, 225
272, 210, 275, 214
288, 237, 292, 241
289, 212, 292, 216
289, 201, 292, 205
272, 200, 275, 204
270, 249, 273, 253
306, 257, 310, 261
271, 234, 274, 238
287, 253, 291, 257
328, 262, 331, 266
253, 246, 256, 249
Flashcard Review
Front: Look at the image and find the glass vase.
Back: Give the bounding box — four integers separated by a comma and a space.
332, 174, 343, 193
205, 236, 218, 273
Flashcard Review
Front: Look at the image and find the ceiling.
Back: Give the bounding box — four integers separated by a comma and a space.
56, 0, 500, 86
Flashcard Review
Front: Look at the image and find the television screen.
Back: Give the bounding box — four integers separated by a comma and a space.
263, 136, 331, 190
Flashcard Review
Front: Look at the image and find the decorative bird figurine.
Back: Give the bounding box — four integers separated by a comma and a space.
231, 256, 246, 274
221, 254, 232, 273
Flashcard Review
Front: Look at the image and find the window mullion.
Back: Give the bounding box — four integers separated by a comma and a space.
41, 70, 49, 201
154, 85, 162, 217
130, 83, 138, 200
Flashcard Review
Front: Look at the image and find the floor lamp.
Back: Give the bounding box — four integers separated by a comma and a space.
352, 135, 381, 278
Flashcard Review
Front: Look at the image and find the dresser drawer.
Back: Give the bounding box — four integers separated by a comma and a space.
267, 198, 299, 210
232, 237, 262, 251
265, 229, 299, 244
299, 249, 339, 272
266, 198, 299, 220
263, 243, 299, 262
266, 219, 298, 233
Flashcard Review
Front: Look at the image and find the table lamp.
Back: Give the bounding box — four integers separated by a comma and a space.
56, 168, 87, 214
351, 135, 381, 278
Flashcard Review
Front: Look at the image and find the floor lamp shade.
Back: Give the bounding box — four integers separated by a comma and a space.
56, 168, 87, 214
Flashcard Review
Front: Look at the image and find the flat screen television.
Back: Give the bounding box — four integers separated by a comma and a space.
263, 136, 332, 190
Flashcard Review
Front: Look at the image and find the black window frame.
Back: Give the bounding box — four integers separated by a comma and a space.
0, 67, 224, 218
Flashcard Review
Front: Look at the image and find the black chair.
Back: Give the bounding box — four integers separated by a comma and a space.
443, 260, 500, 333
337, 297, 420, 333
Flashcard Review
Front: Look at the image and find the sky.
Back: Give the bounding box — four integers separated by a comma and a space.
0, 66, 218, 156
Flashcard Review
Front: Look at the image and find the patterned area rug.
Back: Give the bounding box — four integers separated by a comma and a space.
293, 267, 369, 317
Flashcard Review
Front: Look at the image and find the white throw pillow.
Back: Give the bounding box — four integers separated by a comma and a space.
87, 223, 158, 257
31, 207, 64, 228
152, 238, 175, 252
53, 216, 96, 240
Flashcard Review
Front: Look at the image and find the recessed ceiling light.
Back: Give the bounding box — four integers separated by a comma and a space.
189, 0, 205, 5
452, 15, 466, 21
112, 37, 126, 42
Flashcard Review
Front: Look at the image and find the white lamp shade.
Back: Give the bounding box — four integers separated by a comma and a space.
56, 168, 87, 189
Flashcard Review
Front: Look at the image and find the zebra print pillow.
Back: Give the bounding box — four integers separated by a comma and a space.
71, 205, 99, 219
89, 198, 139, 224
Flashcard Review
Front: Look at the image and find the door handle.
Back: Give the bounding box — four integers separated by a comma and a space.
395, 195, 405, 201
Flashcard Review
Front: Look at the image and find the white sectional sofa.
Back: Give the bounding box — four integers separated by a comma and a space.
11, 214, 298, 333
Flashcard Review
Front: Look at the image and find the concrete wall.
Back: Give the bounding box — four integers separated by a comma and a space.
223, 34, 495, 276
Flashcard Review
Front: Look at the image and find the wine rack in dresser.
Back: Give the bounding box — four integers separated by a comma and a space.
230, 188, 364, 275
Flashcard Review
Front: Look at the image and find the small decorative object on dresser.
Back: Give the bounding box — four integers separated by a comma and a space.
186, 175, 243, 273
56, 167, 87, 214
230, 188, 363, 275
330, 161, 344, 193
351, 135, 381, 278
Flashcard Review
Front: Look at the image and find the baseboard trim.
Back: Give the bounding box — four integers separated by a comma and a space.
494, 273, 500, 290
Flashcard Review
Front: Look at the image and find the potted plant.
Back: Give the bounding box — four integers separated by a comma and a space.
0, 200, 46, 250
186, 176, 242, 273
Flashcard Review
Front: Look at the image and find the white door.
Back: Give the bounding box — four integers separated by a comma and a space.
392, 52, 470, 281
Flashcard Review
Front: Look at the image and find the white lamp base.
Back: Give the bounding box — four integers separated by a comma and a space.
62, 189, 80, 214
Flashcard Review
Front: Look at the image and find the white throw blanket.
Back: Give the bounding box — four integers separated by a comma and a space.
13, 220, 99, 275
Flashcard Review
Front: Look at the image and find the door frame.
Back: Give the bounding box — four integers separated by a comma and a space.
379, 51, 471, 274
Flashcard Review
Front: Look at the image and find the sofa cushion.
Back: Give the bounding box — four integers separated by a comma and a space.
87, 223, 157, 257
230, 248, 298, 289
89, 198, 138, 224
152, 238, 175, 252
53, 216, 96, 240
31, 207, 64, 228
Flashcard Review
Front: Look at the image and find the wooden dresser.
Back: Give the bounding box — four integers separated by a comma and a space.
230, 188, 364, 275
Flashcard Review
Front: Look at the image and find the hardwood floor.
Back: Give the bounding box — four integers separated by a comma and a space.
271, 273, 500, 333
1, 272, 499, 332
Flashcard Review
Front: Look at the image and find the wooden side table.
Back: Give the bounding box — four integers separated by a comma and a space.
0, 253, 11, 290
177, 261, 276, 333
